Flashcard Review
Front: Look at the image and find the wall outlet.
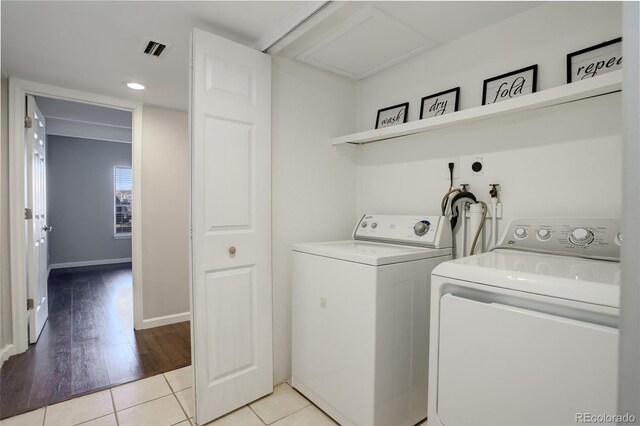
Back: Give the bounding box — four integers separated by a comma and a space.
445, 157, 459, 181
471, 157, 484, 176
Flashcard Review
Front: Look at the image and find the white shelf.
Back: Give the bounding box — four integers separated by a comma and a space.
331, 70, 622, 146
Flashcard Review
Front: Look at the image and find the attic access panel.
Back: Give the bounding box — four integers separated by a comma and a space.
297, 6, 437, 80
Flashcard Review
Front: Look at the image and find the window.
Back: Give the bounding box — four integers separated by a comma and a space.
114, 166, 132, 237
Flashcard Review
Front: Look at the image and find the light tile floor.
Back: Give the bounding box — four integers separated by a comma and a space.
0, 367, 337, 426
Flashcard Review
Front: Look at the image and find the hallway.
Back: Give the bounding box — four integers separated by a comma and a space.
0, 264, 191, 420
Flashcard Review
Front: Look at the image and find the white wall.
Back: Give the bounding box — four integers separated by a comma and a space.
140, 105, 190, 324
354, 2, 623, 256
271, 56, 358, 383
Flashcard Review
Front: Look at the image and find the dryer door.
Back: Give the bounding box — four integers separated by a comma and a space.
436, 294, 618, 426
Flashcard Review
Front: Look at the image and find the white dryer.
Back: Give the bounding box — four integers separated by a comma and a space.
428, 218, 621, 426
292, 214, 452, 426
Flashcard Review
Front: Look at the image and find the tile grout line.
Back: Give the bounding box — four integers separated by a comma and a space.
247, 404, 268, 425
163, 373, 191, 422
109, 388, 119, 426
41, 406, 47, 426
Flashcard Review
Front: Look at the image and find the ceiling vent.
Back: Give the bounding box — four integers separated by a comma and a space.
142, 39, 171, 58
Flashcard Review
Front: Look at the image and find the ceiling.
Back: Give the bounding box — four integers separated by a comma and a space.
2, 1, 323, 111
290, 1, 540, 80
2, 1, 540, 111
35, 96, 133, 143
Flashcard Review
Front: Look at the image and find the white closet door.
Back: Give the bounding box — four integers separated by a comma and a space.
190, 28, 273, 425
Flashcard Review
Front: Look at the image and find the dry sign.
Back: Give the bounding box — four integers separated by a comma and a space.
482, 65, 538, 105
420, 87, 460, 119
567, 38, 622, 83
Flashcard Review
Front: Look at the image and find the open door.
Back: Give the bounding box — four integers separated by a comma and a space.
190, 29, 273, 424
26, 95, 50, 343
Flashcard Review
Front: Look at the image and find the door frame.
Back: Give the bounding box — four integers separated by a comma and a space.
8, 78, 143, 355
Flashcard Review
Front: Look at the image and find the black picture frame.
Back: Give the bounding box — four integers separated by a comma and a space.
566, 37, 622, 83
482, 65, 538, 105
419, 87, 460, 119
375, 102, 409, 129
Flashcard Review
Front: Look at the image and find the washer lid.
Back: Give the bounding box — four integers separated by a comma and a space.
293, 240, 451, 266
432, 249, 621, 307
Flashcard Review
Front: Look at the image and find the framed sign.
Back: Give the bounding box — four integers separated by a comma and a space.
566, 37, 622, 83
482, 65, 538, 105
375, 102, 409, 129
419, 87, 460, 119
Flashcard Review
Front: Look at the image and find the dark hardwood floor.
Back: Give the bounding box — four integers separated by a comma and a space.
0, 263, 191, 420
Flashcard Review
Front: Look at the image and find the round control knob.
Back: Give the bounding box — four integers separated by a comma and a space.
361, 221, 368, 228
413, 221, 430, 236
536, 228, 551, 241
514, 227, 527, 239
568, 228, 595, 246
371, 222, 378, 229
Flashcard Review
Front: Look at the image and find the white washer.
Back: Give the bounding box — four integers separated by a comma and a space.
428, 218, 621, 426
292, 214, 453, 426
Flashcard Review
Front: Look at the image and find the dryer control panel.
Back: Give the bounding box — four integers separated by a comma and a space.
497, 218, 621, 261
353, 214, 452, 248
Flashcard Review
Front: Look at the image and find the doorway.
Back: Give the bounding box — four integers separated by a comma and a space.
2, 80, 190, 419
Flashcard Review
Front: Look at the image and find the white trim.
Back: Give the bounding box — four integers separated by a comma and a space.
49, 258, 132, 270
139, 312, 191, 330
47, 134, 132, 144
42, 114, 132, 130
252, 1, 340, 54
9, 78, 144, 355
0, 344, 14, 368
46, 117, 131, 144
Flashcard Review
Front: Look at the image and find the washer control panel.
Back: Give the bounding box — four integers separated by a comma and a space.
498, 218, 621, 261
354, 214, 452, 248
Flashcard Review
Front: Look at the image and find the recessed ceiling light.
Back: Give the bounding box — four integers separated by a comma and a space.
126, 82, 146, 90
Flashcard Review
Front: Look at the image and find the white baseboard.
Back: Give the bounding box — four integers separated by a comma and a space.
0, 344, 14, 367
49, 257, 132, 270
139, 312, 191, 330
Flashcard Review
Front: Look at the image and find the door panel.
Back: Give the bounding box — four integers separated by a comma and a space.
204, 116, 253, 229
26, 96, 49, 343
191, 29, 272, 424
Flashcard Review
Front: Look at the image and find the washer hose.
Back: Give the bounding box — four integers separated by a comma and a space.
469, 201, 488, 255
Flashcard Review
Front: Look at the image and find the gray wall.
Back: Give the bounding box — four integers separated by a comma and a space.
1, 74, 12, 354
47, 135, 132, 265
140, 105, 190, 321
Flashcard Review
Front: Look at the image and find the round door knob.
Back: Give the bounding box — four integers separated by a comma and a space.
568, 228, 594, 246
514, 228, 527, 239
228, 246, 237, 255
536, 228, 551, 241
414, 221, 430, 236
